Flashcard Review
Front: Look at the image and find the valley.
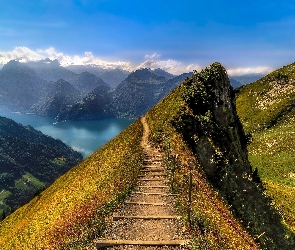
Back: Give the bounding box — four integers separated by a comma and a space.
0, 112, 133, 158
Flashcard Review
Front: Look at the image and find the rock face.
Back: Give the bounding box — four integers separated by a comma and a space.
32, 79, 81, 118
57, 85, 113, 121
172, 63, 293, 249
100, 68, 129, 89
0, 60, 192, 121
72, 71, 109, 97
0, 116, 82, 216
0, 61, 47, 112
174, 63, 250, 185
111, 69, 192, 118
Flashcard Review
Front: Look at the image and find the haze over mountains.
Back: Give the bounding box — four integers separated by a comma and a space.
0, 59, 259, 122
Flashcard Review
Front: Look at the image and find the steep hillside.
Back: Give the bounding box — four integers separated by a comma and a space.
72, 71, 109, 96
32, 79, 81, 118
0, 116, 82, 218
0, 63, 293, 249
146, 62, 294, 249
100, 69, 129, 89
61, 69, 192, 121
0, 61, 47, 112
0, 119, 143, 249
236, 62, 295, 234
57, 85, 113, 121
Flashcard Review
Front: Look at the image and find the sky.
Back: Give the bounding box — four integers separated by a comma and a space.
1, 0, 295, 75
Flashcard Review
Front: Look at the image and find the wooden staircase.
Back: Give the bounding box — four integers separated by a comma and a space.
96, 150, 188, 249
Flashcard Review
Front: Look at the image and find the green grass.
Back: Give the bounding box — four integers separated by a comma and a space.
0, 190, 11, 217
236, 62, 295, 235
146, 63, 294, 249
0, 190, 11, 201
51, 157, 67, 166
245, 119, 295, 232
15, 172, 46, 192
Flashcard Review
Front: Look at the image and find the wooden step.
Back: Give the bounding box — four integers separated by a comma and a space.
133, 192, 178, 196
138, 174, 167, 177
96, 240, 187, 248
113, 215, 181, 221
137, 185, 169, 188
144, 162, 162, 165
143, 160, 161, 163
141, 169, 164, 172
125, 201, 166, 206
142, 167, 165, 170
139, 178, 165, 181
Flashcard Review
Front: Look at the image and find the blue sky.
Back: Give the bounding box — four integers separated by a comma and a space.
1, 0, 295, 75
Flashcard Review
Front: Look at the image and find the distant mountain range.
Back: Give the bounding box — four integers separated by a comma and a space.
0, 59, 262, 122
0, 59, 192, 121
66, 65, 129, 89
229, 73, 265, 87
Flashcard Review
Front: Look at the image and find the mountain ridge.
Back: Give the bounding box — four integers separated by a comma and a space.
0, 60, 191, 121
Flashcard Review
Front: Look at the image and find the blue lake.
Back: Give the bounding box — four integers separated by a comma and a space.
0, 112, 134, 158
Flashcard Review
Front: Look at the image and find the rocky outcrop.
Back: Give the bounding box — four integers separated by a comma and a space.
32, 79, 81, 118
0, 61, 47, 111
172, 63, 293, 249
72, 71, 109, 96
56, 85, 113, 121
111, 69, 192, 118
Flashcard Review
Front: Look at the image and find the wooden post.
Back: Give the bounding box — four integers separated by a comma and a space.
166, 141, 170, 162
171, 154, 176, 191
188, 162, 193, 226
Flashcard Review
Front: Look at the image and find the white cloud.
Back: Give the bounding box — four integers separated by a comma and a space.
137, 53, 201, 75
0, 47, 44, 64
0, 47, 133, 71
0, 47, 273, 76
227, 66, 273, 76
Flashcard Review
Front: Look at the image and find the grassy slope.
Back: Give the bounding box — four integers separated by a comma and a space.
236, 63, 295, 234
146, 77, 258, 249
0, 119, 143, 249
146, 63, 294, 249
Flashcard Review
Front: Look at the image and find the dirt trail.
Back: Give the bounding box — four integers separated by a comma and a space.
97, 116, 189, 249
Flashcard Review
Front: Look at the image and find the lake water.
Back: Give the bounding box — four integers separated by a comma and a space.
0, 112, 134, 158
